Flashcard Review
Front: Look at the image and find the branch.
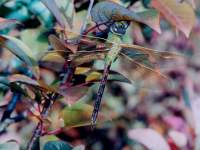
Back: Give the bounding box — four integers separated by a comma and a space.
27, 93, 58, 150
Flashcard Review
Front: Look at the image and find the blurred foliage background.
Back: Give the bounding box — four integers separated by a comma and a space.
0, 0, 200, 150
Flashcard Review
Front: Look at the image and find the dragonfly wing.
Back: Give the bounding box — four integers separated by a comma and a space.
120, 44, 182, 61
70, 50, 108, 67
119, 52, 171, 90
121, 49, 154, 67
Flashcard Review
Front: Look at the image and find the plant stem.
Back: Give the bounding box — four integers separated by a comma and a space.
27, 93, 58, 150
27, 1, 95, 147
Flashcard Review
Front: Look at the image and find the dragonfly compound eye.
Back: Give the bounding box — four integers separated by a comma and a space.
110, 21, 129, 35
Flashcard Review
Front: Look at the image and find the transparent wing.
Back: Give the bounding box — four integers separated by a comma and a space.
120, 44, 183, 63
118, 51, 178, 91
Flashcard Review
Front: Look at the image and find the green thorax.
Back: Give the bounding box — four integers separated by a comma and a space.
105, 21, 129, 65
105, 32, 122, 65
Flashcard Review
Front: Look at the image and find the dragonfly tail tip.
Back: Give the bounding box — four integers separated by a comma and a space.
90, 119, 96, 130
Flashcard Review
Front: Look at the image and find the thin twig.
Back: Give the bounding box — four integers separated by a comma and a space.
80, 0, 94, 34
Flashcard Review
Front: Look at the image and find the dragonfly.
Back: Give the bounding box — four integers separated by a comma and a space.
89, 1, 181, 126
46, 30, 180, 127
44, 1, 182, 126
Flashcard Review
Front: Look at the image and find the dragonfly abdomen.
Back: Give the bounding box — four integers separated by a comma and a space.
91, 64, 111, 125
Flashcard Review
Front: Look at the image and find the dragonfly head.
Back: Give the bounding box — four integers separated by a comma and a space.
110, 21, 129, 35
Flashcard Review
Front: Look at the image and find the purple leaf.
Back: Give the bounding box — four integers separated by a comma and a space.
128, 128, 170, 150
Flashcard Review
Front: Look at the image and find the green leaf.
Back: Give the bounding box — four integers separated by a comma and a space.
85, 70, 131, 84
60, 102, 111, 128
108, 70, 132, 83
20, 27, 49, 58
40, 52, 65, 64
0, 35, 39, 78
43, 140, 72, 150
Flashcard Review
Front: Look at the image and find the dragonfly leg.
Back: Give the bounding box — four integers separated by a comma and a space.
91, 63, 111, 127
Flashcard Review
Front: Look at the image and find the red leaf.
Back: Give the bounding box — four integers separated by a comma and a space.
151, 0, 196, 37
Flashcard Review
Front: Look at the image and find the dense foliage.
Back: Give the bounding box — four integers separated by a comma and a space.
0, 0, 198, 150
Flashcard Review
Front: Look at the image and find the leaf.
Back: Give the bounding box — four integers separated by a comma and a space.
151, 0, 196, 37
71, 68, 131, 87
59, 86, 89, 105
130, 1, 161, 33
48, 35, 76, 53
59, 10, 86, 40
43, 140, 72, 150
28, 1, 53, 28
20, 27, 49, 58
60, 102, 111, 128
41, 0, 71, 28
48, 35, 68, 50
85, 72, 101, 82
0, 35, 39, 78
128, 128, 170, 150
0, 17, 19, 30
0, 141, 20, 150
55, 0, 75, 28
191, 97, 200, 134
163, 115, 186, 131
9, 74, 56, 92
168, 130, 187, 148
74, 67, 91, 74
108, 70, 132, 83
39, 51, 65, 72
9, 74, 40, 86
40, 0, 65, 27
41, 52, 65, 64
91, 1, 161, 33
0, 133, 20, 145
86, 70, 131, 84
